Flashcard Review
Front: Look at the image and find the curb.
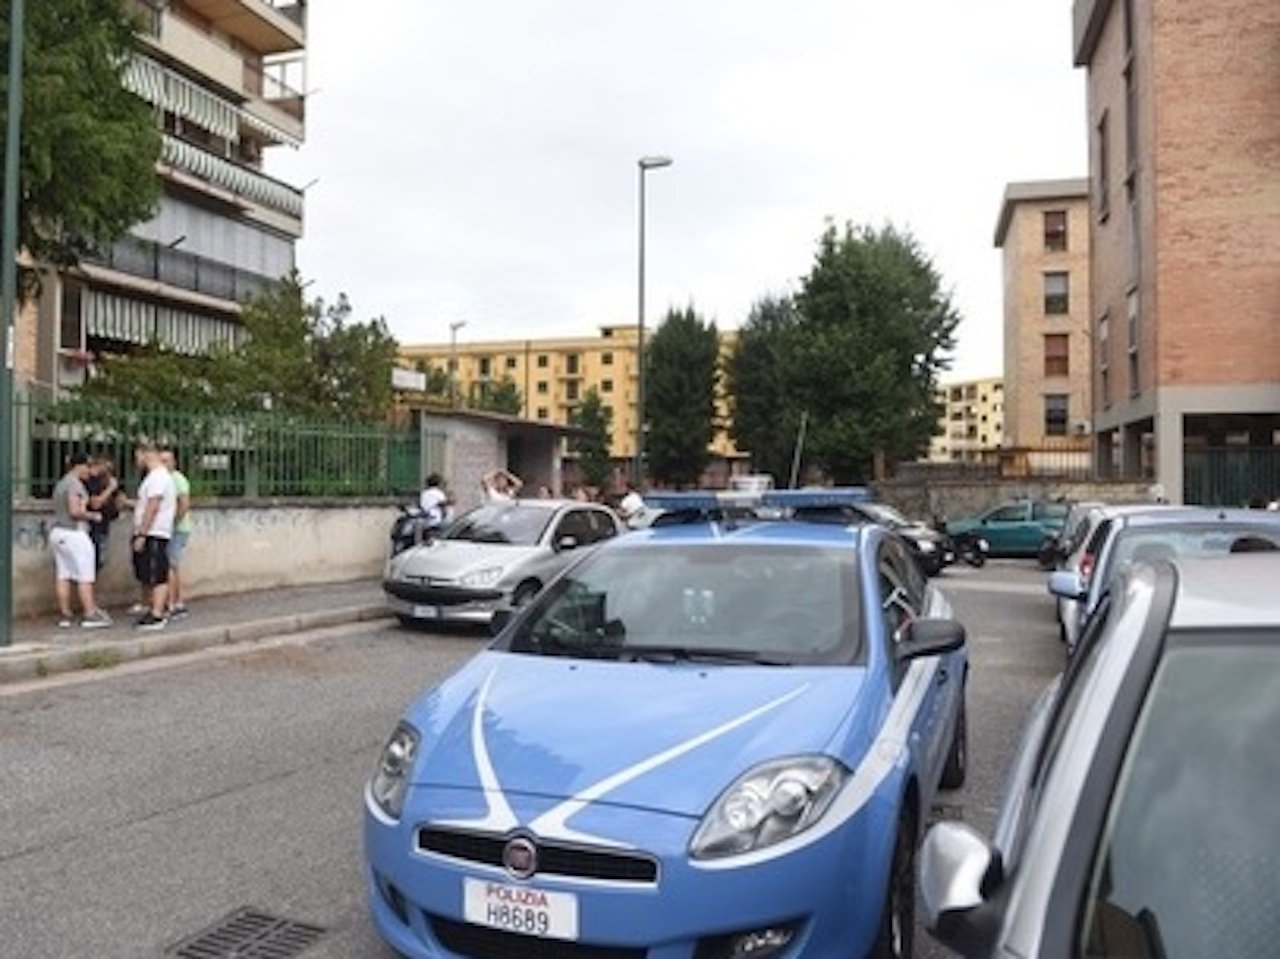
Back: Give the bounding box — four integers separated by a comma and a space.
0, 604, 393, 686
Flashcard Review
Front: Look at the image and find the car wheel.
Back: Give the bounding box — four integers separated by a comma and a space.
867, 809, 916, 959
511, 581, 541, 607
940, 692, 967, 789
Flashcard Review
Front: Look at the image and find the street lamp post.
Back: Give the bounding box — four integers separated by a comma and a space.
634, 154, 672, 487
449, 320, 466, 408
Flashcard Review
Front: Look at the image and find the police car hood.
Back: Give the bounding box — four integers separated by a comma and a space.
405, 651, 871, 819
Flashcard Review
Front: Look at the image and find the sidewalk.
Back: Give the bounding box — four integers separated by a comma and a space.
0, 579, 392, 685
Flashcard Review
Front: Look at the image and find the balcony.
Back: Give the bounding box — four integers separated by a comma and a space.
86, 236, 278, 305
180, 0, 305, 55
160, 134, 304, 230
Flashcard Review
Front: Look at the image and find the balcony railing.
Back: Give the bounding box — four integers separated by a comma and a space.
87, 236, 279, 305
161, 134, 304, 219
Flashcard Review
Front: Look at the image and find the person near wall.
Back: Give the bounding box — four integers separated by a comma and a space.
85, 455, 124, 572
161, 449, 192, 618
50, 452, 112, 629
481, 468, 523, 503
131, 443, 177, 631
418, 472, 452, 534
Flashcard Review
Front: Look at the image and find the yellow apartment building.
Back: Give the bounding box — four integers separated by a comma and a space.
401, 325, 745, 468
928, 377, 1005, 462
994, 179, 1093, 449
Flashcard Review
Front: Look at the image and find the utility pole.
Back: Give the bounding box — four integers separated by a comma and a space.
0, 0, 27, 644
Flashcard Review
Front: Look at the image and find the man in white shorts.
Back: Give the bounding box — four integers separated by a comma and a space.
49, 452, 112, 629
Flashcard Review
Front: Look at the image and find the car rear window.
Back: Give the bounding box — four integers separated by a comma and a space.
506, 544, 862, 665
1102, 524, 1280, 588
1081, 632, 1280, 957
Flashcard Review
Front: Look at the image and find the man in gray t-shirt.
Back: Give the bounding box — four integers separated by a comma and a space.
50, 452, 111, 628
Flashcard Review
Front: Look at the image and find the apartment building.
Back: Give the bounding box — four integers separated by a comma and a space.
1074, 0, 1280, 504
927, 377, 1005, 463
20, 0, 306, 395
401, 325, 745, 468
994, 180, 1092, 449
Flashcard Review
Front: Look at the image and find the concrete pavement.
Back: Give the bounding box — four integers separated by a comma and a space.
0, 578, 393, 685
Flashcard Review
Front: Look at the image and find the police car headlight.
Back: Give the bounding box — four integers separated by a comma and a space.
690, 756, 847, 859
915, 539, 936, 553
460, 566, 503, 588
369, 722, 420, 821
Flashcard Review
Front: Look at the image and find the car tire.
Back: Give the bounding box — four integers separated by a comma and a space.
867, 808, 917, 959
941, 691, 967, 789
511, 581, 541, 607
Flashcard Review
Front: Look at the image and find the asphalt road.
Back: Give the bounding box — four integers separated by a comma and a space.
0, 560, 1062, 959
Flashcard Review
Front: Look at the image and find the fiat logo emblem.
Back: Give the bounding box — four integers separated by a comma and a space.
502, 837, 538, 880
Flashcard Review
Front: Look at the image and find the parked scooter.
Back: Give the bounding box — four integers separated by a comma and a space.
950, 530, 989, 567
389, 504, 444, 557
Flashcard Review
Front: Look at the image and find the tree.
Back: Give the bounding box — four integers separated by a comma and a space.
412, 358, 453, 403
790, 223, 958, 481
2, 0, 161, 286
472, 377, 522, 415
727, 296, 803, 483
570, 388, 612, 490
80, 276, 401, 422
645, 306, 719, 488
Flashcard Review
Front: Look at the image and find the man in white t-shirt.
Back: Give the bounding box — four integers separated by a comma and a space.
619, 481, 647, 526
131, 442, 177, 631
419, 473, 450, 528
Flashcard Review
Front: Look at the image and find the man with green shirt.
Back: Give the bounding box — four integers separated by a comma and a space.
161, 449, 192, 617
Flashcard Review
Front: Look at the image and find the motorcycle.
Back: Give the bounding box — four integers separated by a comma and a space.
389, 504, 444, 557
949, 530, 989, 568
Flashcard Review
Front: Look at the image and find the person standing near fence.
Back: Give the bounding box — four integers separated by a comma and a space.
50, 452, 112, 629
131, 443, 177, 631
161, 449, 192, 618
85, 455, 123, 572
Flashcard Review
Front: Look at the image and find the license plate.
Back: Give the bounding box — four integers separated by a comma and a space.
462, 878, 578, 941
411, 605, 439, 619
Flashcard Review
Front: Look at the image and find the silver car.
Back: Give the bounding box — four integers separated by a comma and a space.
383, 499, 624, 626
921, 552, 1280, 958
1049, 506, 1280, 651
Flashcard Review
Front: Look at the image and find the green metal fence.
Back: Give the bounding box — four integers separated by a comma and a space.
12, 391, 421, 499
1184, 446, 1280, 507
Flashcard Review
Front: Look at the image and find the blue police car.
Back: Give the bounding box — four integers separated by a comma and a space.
364, 490, 969, 959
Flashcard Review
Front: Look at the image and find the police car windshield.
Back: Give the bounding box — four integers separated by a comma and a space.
506, 544, 861, 665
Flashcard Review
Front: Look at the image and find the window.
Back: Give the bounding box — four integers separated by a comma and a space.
566, 381, 580, 402
1044, 272, 1070, 315
601, 379, 613, 393
505, 356, 517, 371
1082, 639, 1280, 957
601, 351, 613, 366
1099, 313, 1112, 409
1124, 64, 1138, 191
1044, 334, 1070, 377
1096, 111, 1111, 221
537, 354, 549, 369
1044, 394, 1070, 436
1044, 210, 1068, 252
536, 407, 548, 419
1127, 290, 1140, 398
536, 381, 548, 395
478, 356, 491, 378
986, 504, 1029, 524
566, 353, 580, 376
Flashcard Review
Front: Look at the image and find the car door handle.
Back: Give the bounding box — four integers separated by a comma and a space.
937, 667, 948, 686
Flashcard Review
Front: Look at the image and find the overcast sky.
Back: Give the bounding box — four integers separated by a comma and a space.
269, 1, 1086, 381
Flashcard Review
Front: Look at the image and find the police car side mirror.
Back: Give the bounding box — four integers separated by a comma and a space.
897, 619, 966, 661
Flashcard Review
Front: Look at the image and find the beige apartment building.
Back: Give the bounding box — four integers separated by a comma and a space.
17, 0, 307, 395
995, 180, 1092, 449
401, 326, 745, 468
928, 377, 1005, 462
1074, 0, 1280, 504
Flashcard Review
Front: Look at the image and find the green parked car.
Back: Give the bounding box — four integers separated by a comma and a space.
944, 498, 1070, 558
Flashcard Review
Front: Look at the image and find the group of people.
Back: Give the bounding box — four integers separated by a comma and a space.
421, 469, 646, 524
49, 442, 192, 631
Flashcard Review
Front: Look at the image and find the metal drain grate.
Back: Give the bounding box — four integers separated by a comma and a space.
168, 907, 326, 958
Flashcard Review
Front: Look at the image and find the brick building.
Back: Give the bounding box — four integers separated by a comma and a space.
995, 180, 1092, 449
1074, 0, 1280, 504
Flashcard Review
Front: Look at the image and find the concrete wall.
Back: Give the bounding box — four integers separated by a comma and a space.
13, 499, 397, 620
875, 479, 1154, 524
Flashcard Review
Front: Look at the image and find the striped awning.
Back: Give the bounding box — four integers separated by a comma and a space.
161, 134, 304, 218
83, 288, 247, 356
123, 55, 302, 149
